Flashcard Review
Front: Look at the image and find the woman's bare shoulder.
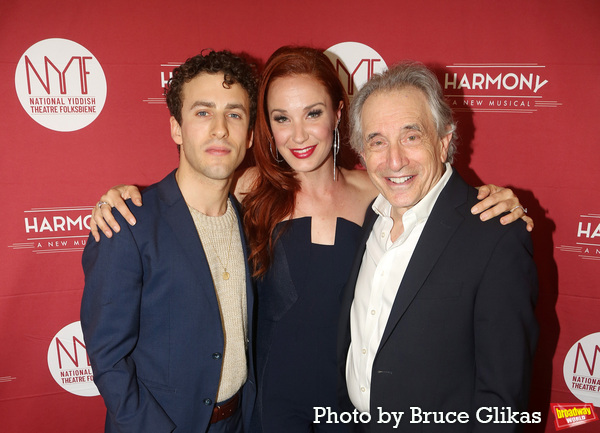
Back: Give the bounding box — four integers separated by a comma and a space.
341, 167, 378, 200
330, 168, 378, 226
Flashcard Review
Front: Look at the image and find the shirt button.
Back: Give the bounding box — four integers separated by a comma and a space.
203, 398, 213, 405
212, 352, 222, 359
362, 348, 367, 354
371, 310, 376, 315
381, 231, 385, 238
361, 387, 366, 393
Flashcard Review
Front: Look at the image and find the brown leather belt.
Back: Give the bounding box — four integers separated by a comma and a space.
210, 391, 240, 424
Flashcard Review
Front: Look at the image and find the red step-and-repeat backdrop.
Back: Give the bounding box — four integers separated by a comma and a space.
1, 1, 599, 431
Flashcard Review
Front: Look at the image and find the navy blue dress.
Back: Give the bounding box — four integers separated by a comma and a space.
254, 217, 362, 433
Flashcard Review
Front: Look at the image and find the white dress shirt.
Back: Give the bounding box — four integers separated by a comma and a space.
346, 164, 453, 413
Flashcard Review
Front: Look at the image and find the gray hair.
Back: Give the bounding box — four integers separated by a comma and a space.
349, 61, 457, 163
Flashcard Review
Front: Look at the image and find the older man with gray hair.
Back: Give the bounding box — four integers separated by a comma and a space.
338, 62, 538, 432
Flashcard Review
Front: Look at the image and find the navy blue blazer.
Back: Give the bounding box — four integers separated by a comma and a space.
338, 171, 538, 432
81, 170, 256, 433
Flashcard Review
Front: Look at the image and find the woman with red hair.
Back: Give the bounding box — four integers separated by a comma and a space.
89, 46, 531, 432
240, 46, 377, 432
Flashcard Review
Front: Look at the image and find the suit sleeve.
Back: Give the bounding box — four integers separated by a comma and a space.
80, 211, 176, 433
472, 225, 538, 432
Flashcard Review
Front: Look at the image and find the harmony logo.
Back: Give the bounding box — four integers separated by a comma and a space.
0, 376, 17, 383
324, 42, 387, 101
556, 213, 600, 262
551, 403, 598, 430
563, 332, 600, 407
7, 206, 92, 254
15, 38, 107, 131
47, 321, 99, 397
443, 63, 560, 114
143, 61, 182, 105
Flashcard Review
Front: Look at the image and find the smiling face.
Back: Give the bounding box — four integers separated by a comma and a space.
171, 72, 252, 184
360, 86, 451, 221
267, 74, 342, 176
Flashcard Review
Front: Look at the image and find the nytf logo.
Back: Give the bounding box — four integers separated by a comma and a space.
563, 332, 600, 407
7, 206, 92, 254
47, 321, 99, 397
325, 42, 387, 101
556, 214, 600, 262
15, 38, 107, 131
443, 63, 560, 114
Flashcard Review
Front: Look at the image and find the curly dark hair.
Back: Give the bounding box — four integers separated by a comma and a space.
165, 50, 258, 129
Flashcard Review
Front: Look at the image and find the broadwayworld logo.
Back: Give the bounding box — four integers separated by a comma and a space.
551, 403, 598, 430
8, 206, 92, 254
443, 63, 561, 114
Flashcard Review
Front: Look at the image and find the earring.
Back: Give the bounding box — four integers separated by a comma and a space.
333, 124, 340, 181
269, 139, 283, 163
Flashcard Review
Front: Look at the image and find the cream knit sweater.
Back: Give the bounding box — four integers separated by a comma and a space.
189, 200, 247, 402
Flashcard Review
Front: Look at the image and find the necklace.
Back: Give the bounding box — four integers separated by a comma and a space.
189, 203, 235, 281
217, 217, 234, 280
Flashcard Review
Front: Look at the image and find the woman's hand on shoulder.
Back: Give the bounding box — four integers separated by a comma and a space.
471, 184, 534, 232
91, 185, 142, 242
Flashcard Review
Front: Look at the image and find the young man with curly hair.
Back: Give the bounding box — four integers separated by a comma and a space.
81, 50, 257, 433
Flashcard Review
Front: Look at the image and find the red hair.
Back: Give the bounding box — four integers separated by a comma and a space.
243, 46, 359, 278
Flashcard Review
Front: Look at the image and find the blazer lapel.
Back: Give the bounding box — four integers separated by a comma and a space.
378, 171, 468, 350
158, 171, 217, 301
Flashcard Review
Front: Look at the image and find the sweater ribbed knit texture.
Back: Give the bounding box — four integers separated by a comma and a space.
189, 200, 247, 402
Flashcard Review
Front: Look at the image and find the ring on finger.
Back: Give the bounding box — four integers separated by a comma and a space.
510, 205, 527, 214
97, 201, 109, 209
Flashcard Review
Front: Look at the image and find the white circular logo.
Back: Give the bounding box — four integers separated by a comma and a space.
47, 321, 99, 397
15, 38, 107, 132
324, 42, 387, 101
563, 332, 600, 407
